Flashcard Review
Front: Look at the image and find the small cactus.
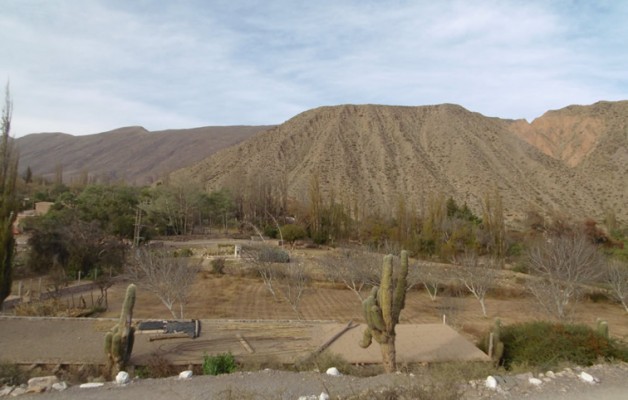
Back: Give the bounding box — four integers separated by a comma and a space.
105, 284, 136, 377
359, 251, 408, 373
597, 319, 609, 339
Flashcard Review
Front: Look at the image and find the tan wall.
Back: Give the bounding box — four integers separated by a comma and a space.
35, 202, 54, 216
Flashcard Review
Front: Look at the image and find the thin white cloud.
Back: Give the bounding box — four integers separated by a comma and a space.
1, 0, 627, 136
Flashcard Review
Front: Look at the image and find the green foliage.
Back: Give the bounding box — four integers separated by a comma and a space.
480, 321, 628, 369
74, 184, 141, 238
202, 352, 237, 375
446, 197, 481, 224
258, 246, 290, 263
0, 84, 18, 308
25, 211, 126, 277
263, 225, 278, 239
281, 223, 306, 243
0, 361, 25, 386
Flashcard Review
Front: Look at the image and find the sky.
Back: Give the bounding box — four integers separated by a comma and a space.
2, 0, 627, 137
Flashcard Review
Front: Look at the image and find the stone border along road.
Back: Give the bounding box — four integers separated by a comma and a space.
5, 362, 627, 399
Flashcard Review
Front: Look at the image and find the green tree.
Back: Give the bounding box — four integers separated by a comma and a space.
0, 84, 18, 307
281, 223, 306, 245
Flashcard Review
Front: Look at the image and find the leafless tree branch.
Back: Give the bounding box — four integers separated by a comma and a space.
127, 248, 199, 319
526, 234, 603, 320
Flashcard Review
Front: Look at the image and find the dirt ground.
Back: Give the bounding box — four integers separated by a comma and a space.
100, 268, 628, 343
4, 242, 628, 399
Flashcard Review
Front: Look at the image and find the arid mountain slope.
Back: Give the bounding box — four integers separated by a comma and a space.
16, 125, 271, 185
509, 101, 628, 219
175, 104, 609, 223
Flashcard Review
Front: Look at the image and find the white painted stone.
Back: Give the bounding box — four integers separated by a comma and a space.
52, 382, 68, 391
27, 375, 58, 391
297, 396, 317, 400
115, 371, 130, 385
546, 371, 555, 378
178, 370, 193, 379
319, 392, 330, 400
528, 377, 543, 386
485, 376, 498, 390
325, 367, 341, 376
52, 381, 68, 392
0, 386, 14, 396
9, 387, 26, 397
579, 371, 598, 384
79, 382, 105, 389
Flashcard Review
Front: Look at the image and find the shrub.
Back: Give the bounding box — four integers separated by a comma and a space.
174, 248, 194, 257
202, 353, 237, 376
210, 258, 226, 274
258, 247, 290, 263
280, 224, 306, 243
136, 354, 177, 378
0, 361, 25, 386
479, 321, 628, 369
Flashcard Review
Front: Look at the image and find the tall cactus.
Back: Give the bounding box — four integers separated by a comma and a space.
105, 283, 136, 377
359, 251, 408, 373
490, 318, 504, 365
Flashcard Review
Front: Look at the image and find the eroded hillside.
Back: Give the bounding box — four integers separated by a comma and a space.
174, 104, 615, 224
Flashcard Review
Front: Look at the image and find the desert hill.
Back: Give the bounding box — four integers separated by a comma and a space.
508, 101, 628, 220
16, 125, 271, 185
173, 103, 620, 224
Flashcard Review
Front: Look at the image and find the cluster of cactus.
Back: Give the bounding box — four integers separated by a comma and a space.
358, 250, 408, 373
489, 318, 504, 365
104, 284, 136, 377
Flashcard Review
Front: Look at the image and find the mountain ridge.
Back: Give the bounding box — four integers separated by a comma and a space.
173, 102, 623, 224
16, 125, 273, 185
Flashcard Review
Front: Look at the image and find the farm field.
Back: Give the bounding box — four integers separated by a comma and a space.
99, 250, 628, 343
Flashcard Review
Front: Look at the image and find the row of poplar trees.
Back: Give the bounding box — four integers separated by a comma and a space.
0, 84, 18, 309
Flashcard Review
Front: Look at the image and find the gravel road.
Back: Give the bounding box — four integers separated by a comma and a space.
23, 362, 628, 400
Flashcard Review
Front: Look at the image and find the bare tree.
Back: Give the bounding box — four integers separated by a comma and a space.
606, 260, 628, 313
243, 244, 309, 318
275, 260, 310, 319
127, 248, 200, 319
415, 262, 444, 301
243, 244, 290, 300
526, 234, 603, 320
455, 253, 498, 317
318, 249, 380, 301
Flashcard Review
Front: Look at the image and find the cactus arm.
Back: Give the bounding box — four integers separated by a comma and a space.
104, 332, 113, 355
380, 254, 394, 332
392, 250, 409, 324
359, 327, 372, 348
369, 305, 386, 332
